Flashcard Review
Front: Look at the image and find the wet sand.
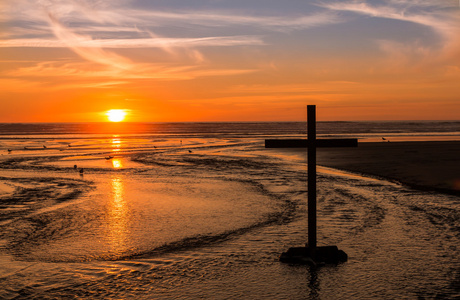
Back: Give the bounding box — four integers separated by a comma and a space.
1, 138, 459, 298
315, 141, 460, 195
269, 141, 460, 195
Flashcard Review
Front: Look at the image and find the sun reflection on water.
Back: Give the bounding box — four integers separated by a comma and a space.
111, 135, 122, 152
112, 158, 123, 169
107, 175, 129, 256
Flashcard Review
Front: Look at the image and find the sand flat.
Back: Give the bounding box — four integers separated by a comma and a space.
267, 141, 460, 195
316, 141, 460, 195
1, 136, 459, 298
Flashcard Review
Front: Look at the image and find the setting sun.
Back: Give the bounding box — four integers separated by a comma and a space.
106, 110, 127, 122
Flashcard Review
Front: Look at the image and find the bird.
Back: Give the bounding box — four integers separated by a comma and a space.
43, 145, 47, 149
188, 150, 192, 153
74, 164, 77, 169
79, 168, 84, 174
24, 147, 28, 150
105, 156, 114, 160
68, 144, 72, 147
7, 149, 12, 153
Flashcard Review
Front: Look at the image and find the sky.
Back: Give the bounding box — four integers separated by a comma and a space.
1, 0, 459, 122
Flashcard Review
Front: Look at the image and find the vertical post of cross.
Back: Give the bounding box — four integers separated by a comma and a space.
307, 105, 317, 249
266, 105, 352, 264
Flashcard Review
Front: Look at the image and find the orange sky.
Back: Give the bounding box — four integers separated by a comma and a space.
1, 1, 459, 122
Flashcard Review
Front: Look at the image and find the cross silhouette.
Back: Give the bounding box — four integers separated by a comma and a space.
265, 105, 357, 265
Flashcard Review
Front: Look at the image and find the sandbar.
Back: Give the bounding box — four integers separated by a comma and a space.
270, 141, 460, 195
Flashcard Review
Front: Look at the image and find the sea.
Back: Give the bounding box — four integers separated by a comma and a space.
0, 121, 459, 299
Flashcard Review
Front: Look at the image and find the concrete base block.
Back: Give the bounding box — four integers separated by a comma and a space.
279, 246, 348, 266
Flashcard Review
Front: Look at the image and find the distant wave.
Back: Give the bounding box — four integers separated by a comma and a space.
0, 121, 459, 137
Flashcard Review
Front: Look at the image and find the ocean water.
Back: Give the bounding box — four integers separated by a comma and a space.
0, 122, 459, 299
0, 121, 459, 138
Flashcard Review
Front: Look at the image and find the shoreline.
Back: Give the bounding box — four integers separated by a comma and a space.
268, 141, 460, 196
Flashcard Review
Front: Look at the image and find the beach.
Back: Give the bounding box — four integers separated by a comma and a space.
266, 140, 460, 196
0, 124, 459, 299
317, 141, 460, 195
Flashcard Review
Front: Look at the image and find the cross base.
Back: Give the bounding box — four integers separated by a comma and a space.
279, 246, 348, 266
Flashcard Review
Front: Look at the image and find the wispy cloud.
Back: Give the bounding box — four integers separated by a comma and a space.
1, 1, 280, 80
321, 1, 460, 70
45, 12, 134, 70
321, 0, 458, 37
123, 9, 341, 31
6, 59, 258, 85
4, 1, 342, 39
0, 36, 265, 48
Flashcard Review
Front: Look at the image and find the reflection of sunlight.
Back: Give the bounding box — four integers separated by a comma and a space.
108, 175, 129, 255
112, 135, 122, 152
112, 158, 123, 169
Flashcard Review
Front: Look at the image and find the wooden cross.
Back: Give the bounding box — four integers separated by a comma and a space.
265, 105, 357, 264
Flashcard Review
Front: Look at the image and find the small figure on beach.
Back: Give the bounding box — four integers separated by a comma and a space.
74, 164, 77, 169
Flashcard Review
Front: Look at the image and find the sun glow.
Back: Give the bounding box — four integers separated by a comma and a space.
106, 109, 127, 122
112, 158, 123, 169
108, 175, 128, 252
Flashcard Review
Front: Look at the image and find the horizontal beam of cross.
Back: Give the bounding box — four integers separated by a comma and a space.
265, 138, 358, 148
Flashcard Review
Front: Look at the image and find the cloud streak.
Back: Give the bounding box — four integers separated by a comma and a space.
46, 12, 134, 70
0, 36, 265, 48
1, 1, 276, 79
6, 59, 258, 84
1, 0, 344, 75
320, 0, 459, 40
321, 1, 460, 70
4, 1, 342, 39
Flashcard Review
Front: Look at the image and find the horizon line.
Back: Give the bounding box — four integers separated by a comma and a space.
0, 120, 459, 124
